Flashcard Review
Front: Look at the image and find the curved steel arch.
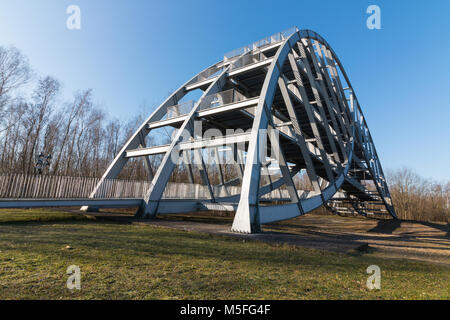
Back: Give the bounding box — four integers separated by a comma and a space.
303, 30, 396, 220
231, 30, 355, 232
86, 28, 397, 234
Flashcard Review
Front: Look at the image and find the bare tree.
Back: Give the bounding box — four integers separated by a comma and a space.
387, 167, 449, 222
52, 89, 92, 175
18, 77, 59, 173
0, 46, 31, 131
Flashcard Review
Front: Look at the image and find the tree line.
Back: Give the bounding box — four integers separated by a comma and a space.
387, 167, 449, 222
0, 45, 155, 179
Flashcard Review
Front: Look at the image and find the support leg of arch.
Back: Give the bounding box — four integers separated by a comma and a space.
230, 128, 266, 233
231, 113, 271, 233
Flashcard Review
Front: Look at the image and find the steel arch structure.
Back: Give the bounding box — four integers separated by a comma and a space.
82, 27, 397, 234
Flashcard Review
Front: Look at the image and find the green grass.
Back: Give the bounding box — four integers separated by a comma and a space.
0, 209, 448, 300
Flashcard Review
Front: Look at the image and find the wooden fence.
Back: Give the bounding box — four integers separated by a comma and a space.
0, 173, 291, 200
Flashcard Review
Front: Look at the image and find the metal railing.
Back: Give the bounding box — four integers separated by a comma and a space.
230, 52, 269, 71
199, 89, 248, 111
166, 100, 196, 119
224, 26, 299, 60
193, 65, 224, 84
165, 90, 248, 120
188, 27, 300, 87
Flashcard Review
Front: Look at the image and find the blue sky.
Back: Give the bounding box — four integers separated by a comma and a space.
0, 0, 449, 181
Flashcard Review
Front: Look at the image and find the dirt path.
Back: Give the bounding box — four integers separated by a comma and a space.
86, 211, 450, 265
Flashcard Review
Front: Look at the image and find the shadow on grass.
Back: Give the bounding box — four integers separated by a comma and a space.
416, 221, 450, 238
369, 219, 449, 237
368, 219, 402, 234
0, 215, 95, 226
157, 214, 233, 225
